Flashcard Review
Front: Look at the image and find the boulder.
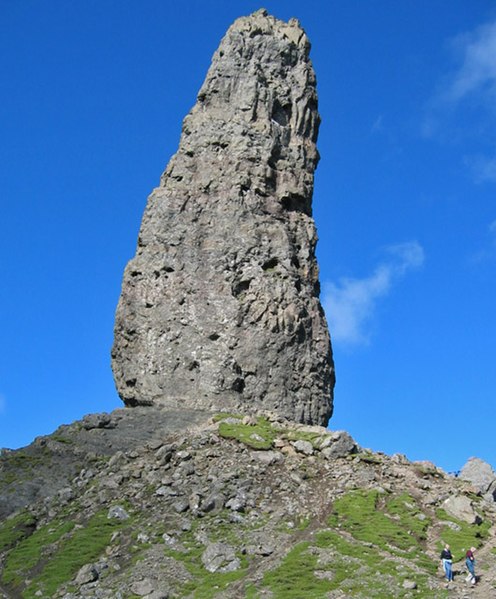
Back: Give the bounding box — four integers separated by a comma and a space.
75, 564, 99, 585
443, 495, 481, 525
201, 542, 241, 573
321, 431, 357, 459
459, 457, 496, 496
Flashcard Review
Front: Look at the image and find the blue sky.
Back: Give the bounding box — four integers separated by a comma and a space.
1, 1, 495, 473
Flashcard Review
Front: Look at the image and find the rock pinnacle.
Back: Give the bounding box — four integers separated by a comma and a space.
111, 9, 335, 425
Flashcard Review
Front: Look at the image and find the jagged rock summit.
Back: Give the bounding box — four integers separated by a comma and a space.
112, 9, 334, 425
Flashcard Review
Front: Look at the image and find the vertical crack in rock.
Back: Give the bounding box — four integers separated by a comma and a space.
111, 9, 335, 425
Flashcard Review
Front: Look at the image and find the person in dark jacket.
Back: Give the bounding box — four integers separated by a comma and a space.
465, 547, 476, 584
440, 543, 454, 582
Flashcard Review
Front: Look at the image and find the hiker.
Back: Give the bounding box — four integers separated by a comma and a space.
465, 547, 476, 584
440, 543, 454, 582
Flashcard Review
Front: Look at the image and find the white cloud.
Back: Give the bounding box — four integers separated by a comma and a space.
425, 19, 496, 182
468, 154, 496, 183
447, 21, 496, 104
322, 242, 424, 347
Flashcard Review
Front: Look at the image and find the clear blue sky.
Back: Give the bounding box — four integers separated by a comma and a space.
1, 1, 495, 473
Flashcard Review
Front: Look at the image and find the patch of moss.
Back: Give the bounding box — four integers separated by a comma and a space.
245, 583, 260, 598
2, 508, 131, 598
327, 490, 429, 555
262, 542, 332, 598
2, 518, 76, 589
218, 416, 276, 450
277, 515, 312, 533
0, 511, 37, 552
355, 451, 383, 464
436, 508, 490, 560
259, 530, 432, 597
283, 430, 323, 448
50, 435, 73, 444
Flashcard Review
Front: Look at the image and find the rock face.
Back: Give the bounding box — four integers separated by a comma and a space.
460, 457, 496, 501
112, 9, 334, 425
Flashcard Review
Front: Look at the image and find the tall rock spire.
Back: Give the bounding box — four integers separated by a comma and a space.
111, 9, 335, 425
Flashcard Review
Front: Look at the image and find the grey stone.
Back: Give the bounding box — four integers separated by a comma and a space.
485, 480, 496, 502
131, 579, 155, 596
81, 413, 114, 430
402, 579, 417, 590
57, 487, 74, 503
202, 492, 225, 513
226, 493, 247, 513
107, 505, 130, 520
443, 495, 481, 525
459, 457, 496, 494
155, 485, 176, 497
201, 542, 241, 573
189, 492, 202, 511
321, 431, 357, 459
252, 450, 283, 465
173, 499, 190, 513
75, 563, 99, 585
292, 440, 314, 455
145, 592, 169, 599
176, 450, 192, 461
111, 9, 334, 426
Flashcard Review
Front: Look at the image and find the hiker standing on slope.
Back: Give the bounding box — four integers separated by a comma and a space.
465, 547, 476, 584
440, 543, 454, 583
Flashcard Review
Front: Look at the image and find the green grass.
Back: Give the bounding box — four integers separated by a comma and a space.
262, 542, 332, 598
2, 508, 131, 598
0, 511, 37, 552
2, 518, 75, 589
50, 435, 74, 444
260, 529, 444, 599
283, 430, 323, 447
217, 416, 277, 449
314, 530, 444, 598
436, 508, 490, 560
327, 490, 429, 554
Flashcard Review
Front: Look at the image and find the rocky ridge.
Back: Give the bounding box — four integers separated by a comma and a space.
1, 408, 496, 598
111, 9, 334, 425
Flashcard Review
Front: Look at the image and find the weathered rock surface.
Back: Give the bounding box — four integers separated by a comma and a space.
0, 407, 212, 520
459, 457, 496, 501
112, 9, 334, 425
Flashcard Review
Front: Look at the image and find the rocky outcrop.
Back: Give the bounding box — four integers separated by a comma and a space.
460, 457, 496, 502
2, 412, 496, 599
111, 9, 334, 425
